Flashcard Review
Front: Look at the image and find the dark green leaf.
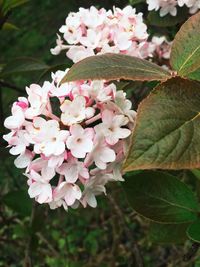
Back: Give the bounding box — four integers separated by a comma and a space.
123, 77, 200, 172
123, 171, 198, 223
3, 190, 32, 216
187, 219, 200, 243
0, 57, 49, 77
61, 53, 171, 83
149, 222, 189, 244
2, 0, 29, 14
171, 11, 200, 76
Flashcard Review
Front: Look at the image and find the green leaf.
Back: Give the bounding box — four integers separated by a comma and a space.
2, 0, 29, 14
3, 190, 32, 216
148, 7, 189, 27
61, 53, 171, 83
171, 11, 200, 76
187, 68, 200, 82
123, 171, 198, 223
2, 22, 19, 31
191, 169, 200, 181
187, 219, 200, 243
123, 77, 200, 172
0, 57, 49, 77
149, 222, 189, 244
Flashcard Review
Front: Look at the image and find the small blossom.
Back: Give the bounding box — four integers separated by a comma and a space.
95, 110, 131, 145
61, 95, 94, 126
67, 124, 94, 158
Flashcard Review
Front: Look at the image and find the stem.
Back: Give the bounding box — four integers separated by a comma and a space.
85, 113, 101, 125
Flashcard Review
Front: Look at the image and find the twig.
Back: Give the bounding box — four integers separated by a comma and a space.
0, 80, 24, 93
36, 232, 59, 257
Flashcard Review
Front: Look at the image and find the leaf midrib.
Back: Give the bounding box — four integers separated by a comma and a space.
67, 65, 170, 81
141, 192, 197, 214
179, 44, 200, 74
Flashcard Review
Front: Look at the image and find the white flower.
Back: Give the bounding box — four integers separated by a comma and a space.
61, 95, 94, 126
26, 167, 55, 204
85, 135, 116, 170
81, 171, 113, 208
66, 124, 94, 158
32, 118, 69, 157
4, 105, 25, 130
67, 46, 95, 63
14, 149, 34, 169
53, 182, 82, 206
25, 82, 52, 119
95, 110, 131, 145
57, 155, 89, 183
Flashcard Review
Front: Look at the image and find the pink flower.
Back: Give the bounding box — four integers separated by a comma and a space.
95, 110, 131, 145
26, 167, 55, 204
61, 96, 95, 126
4, 104, 25, 130
85, 135, 116, 170
53, 182, 82, 206
67, 124, 94, 158
57, 155, 89, 183
32, 118, 69, 157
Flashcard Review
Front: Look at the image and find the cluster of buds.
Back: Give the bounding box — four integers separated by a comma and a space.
3, 70, 136, 210
51, 5, 153, 62
147, 0, 200, 17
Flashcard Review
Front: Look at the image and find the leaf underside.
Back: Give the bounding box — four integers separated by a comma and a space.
61, 53, 171, 83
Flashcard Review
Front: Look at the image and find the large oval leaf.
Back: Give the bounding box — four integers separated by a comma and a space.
170, 11, 200, 76
3, 190, 32, 217
123, 171, 198, 223
187, 219, 200, 243
61, 53, 171, 83
149, 222, 189, 244
0, 57, 49, 78
123, 77, 200, 172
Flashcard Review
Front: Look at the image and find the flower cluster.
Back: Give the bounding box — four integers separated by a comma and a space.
51, 5, 152, 63
147, 0, 200, 17
3, 70, 136, 210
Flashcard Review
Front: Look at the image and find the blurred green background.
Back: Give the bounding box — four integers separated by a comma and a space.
0, 1, 200, 266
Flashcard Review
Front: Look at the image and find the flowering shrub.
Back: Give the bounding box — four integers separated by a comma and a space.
3, 69, 136, 210
147, 0, 200, 17
2, 0, 200, 251
57, 10, 200, 246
